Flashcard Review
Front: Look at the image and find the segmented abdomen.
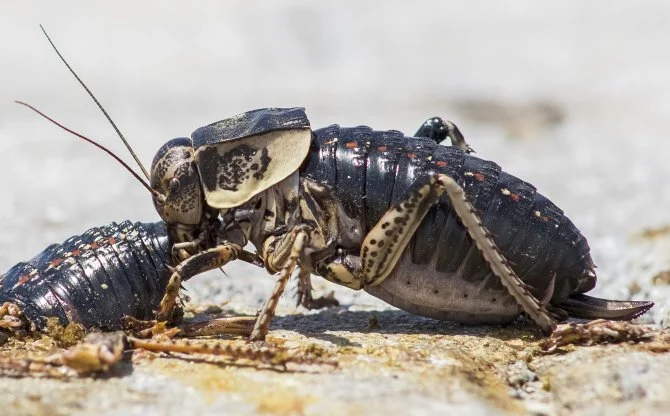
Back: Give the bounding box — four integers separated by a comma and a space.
0, 221, 173, 330
301, 125, 595, 302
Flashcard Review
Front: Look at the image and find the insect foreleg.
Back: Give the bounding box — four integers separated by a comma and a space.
156, 243, 244, 322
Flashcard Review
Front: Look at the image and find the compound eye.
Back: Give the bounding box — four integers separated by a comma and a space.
169, 178, 181, 194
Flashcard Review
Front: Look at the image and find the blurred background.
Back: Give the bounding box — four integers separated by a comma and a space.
1, 1, 669, 321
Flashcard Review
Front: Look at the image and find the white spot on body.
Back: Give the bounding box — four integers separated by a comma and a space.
101, 283, 109, 290
501, 188, 511, 195
534, 210, 542, 217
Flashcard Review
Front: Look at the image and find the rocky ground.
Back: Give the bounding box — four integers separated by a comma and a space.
2, 1, 670, 415
2, 311, 670, 415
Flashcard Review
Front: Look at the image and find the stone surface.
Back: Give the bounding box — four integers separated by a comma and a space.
3, 313, 670, 415
2, 1, 670, 415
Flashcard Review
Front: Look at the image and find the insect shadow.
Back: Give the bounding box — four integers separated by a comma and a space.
272, 308, 540, 347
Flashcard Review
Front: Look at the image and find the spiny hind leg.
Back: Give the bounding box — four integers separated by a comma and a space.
349, 172, 555, 334
414, 117, 474, 153
360, 175, 448, 286
438, 174, 555, 334
314, 175, 457, 289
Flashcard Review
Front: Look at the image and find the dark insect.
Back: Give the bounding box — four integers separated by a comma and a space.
0, 221, 173, 332
145, 109, 652, 340
12, 28, 653, 342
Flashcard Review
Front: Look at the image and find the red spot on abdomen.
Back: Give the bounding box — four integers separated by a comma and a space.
474, 173, 485, 182
436, 160, 448, 168
17, 274, 31, 286
346, 141, 358, 149
377, 146, 388, 152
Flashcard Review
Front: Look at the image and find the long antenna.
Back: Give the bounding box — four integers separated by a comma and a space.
39, 24, 151, 181
15, 101, 166, 203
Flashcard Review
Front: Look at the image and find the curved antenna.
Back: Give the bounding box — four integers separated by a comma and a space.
16, 101, 166, 204
39, 24, 151, 181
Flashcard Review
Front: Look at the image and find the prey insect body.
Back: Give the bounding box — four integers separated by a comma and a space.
0, 221, 174, 332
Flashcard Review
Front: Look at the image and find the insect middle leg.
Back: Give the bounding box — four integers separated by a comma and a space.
296, 268, 339, 310
250, 226, 312, 341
